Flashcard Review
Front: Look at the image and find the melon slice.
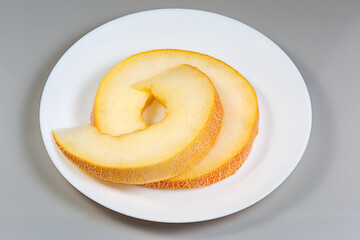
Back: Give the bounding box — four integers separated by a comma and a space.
93, 49, 258, 188
53, 65, 223, 184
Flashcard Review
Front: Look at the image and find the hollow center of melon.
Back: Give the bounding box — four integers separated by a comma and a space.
142, 98, 166, 126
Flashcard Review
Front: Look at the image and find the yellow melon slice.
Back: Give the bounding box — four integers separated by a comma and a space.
93, 49, 258, 188
53, 64, 223, 184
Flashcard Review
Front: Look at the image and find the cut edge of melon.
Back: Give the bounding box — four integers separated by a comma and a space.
53, 92, 223, 184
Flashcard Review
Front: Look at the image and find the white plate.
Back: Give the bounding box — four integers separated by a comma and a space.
40, 9, 312, 223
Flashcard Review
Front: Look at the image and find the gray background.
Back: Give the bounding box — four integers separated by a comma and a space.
1, 0, 359, 239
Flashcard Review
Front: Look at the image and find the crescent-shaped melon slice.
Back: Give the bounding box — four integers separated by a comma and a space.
93, 49, 258, 188
53, 64, 223, 184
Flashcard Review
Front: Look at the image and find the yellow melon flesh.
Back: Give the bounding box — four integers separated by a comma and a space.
93, 49, 258, 188
53, 65, 223, 184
